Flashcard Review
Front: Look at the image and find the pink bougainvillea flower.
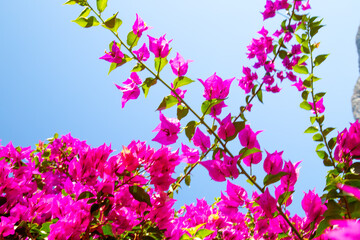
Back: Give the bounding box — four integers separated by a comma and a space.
263, 150, 283, 175
309, 98, 325, 114
281, 160, 301, 188
99, 41, 124, 63
152, 112, 180, 145
292, 79, 306, 91
242, 141, 263, 167
192, 128, 210, 152
325, 219, 360, 240
148, 34, 172, 58
245, 103, 253, 112
275, 0, 289, 10
199, 73, 234, 116
262, 0, 276, 20
238, 125, 262, 149
239, 67, 258, 94
115, 72, 142, 108
334, 120, 360, 163
256, 188, 277, 218
265, 84, 281, 93
169, 52, 193, 76
180, 143, 199, 164
291, 44, 302, 55
275, 184, 294, 207
200, 152, 239, 182
302, 0, 311, 11
302, 189, 327, 229
132, 13, 151, 38
226, 180, 248, 206
217, 113, 236, 140
200, 159, 227, 182
133, 43, 150, 62
337, 183, 360, 200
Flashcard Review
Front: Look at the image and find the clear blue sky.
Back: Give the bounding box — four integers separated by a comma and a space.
1, 0, 360, 215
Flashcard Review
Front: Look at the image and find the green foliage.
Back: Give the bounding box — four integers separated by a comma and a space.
127, 31, 139, 48
96, 0, 108, 13
177, 105, 189, 120
141, 77, 157, 98
185, 121, 197, 141
173, 76, 194, 89
72, 16, 100, 28
154, 57, 168, 73
263, 172, 289, 187
157, 95, 178, 111
129, 185, 152, 207
201, 99, 224, 115
102, 13, 122, 33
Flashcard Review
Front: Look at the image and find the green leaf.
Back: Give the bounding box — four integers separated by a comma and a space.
129, 185, 152, 207
102, 13, 122, 33
108, 62, 117, 75
185, 175, 191, 186
301, 45, 310, 54
278, 191, 294, 206
239, 147, 261, 160
313, 133, 323, 142
317, 115, 325, 124
64, 0, 87, 6
154, 57, 168, 73
185, 121, 197, 141
131, 62, 145, 72
201, 99, 224, 115
39, 222, 51, 237
257, 89, 263, 103
279, 50, 287, 59
293, 65, 309, 74
323, 200, 342, 218
314, 54, 329, 66
127, 31, 139, 48
300, 101, 312, 111
72, 16, 100, 28
102, 223, 114, 236
77, 191, 94, 201
195, 229, 214, 239
314, 218, 330, 238
263, 172, 289, 187
304, 126, 318, 133
298, 55, 309, 65
96, 0, 107, 13
79, 7, 90, 18
246, 175, 256, 186
179, 233, 191, 240
310, 116, 316, 124
301, 90, 309, 100
141, 77, 157, 98
323, 127, 335, 137
328, 137, 337, 149
317, 150, 328, 159
173, 76, 194, 89
316, 143, 325, 151
90, 203, 100, 216
315, 92, 326, 101
157, 95, 178, 111
177, 105, 189, 120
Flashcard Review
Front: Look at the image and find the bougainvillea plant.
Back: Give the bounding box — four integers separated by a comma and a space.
0, 0, 359, 239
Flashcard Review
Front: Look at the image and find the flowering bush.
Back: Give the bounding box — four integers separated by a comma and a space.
0, 0, 360, 239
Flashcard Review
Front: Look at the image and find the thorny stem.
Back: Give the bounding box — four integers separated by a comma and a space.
86, 2, 304, 239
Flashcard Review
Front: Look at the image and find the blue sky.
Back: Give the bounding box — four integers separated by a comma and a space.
1, 0, 360, 215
